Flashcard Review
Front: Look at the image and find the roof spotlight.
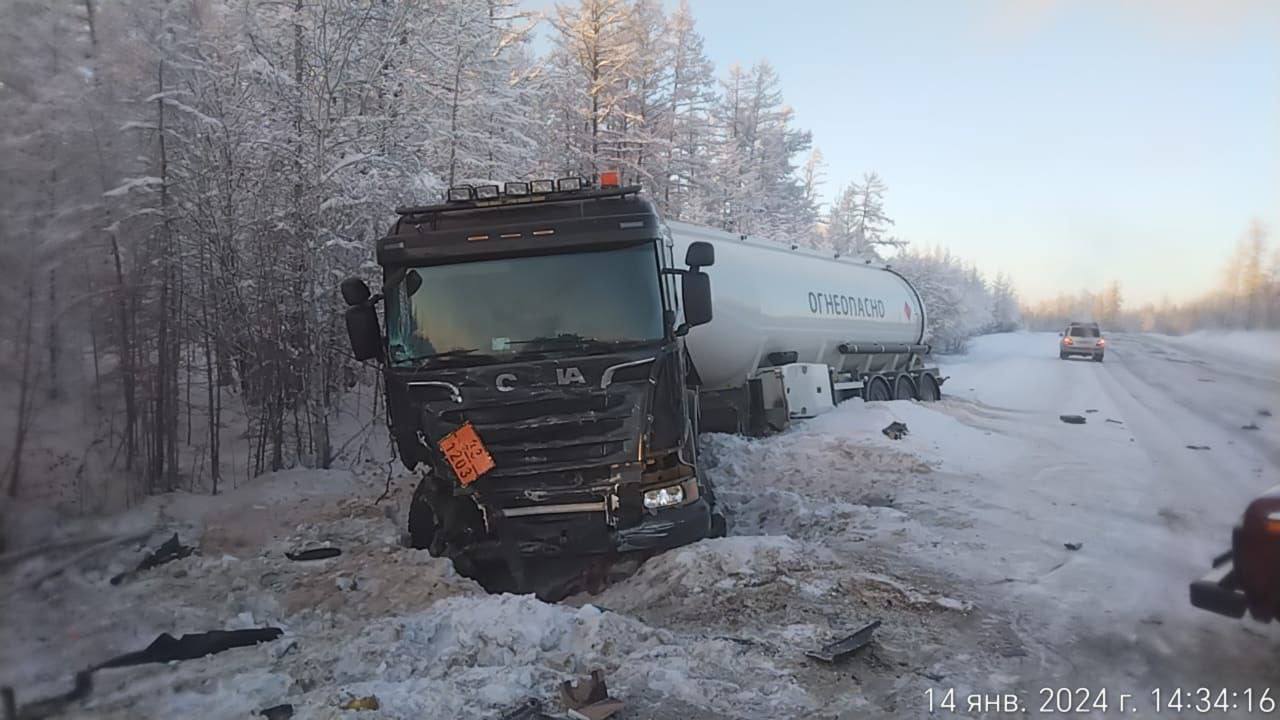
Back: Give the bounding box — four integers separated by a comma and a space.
474, 184, 500, 200
504, 181, 530, 196
446, 186, 473, 202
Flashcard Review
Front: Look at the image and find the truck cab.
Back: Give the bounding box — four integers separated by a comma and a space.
340, 177, 723, 596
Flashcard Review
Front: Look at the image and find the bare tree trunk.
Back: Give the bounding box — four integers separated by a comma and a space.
107, 234, 138, 471
5, 283, 38, 498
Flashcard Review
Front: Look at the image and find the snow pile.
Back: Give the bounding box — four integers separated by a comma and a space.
317, 594, 809, 718
703, 423, 930, 542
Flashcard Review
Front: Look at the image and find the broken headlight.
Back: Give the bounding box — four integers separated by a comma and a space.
642, 484, 684, 509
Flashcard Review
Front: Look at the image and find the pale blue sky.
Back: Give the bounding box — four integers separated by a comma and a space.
529, 1, 1280, 305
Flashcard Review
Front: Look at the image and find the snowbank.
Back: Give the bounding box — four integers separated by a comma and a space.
1160, 330, 1279, 367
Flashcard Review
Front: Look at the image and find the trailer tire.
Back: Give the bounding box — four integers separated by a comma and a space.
916, 373, 941, 402
893, 375, 916, 400
865, 376, 892, 402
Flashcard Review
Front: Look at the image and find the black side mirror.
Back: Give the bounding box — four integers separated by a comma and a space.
685, 241, 714, 270
345, 305, 383, 361
341, 277, 371, 307
677, 271, 712, 336
340, 276, 383, 361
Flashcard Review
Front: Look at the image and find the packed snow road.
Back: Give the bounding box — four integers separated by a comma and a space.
3, 332, 1278, 719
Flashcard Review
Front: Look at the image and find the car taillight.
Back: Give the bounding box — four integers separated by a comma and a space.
1235, 486, 1280, 621
1063, 337, 1073, 345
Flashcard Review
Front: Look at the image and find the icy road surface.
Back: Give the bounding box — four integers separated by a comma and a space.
2, 332, 1278, 719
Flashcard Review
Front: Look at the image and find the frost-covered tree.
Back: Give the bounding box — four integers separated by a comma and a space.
549, 0, 636, 176
828, 172, 902, 259
660, 0, 716, 221
706, 61, 813, 243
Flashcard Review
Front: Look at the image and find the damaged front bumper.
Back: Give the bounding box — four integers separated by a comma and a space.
476, 497, 713, 559
1190, 551, 1249, 619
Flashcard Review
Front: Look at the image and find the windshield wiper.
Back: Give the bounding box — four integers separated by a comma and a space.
507, 335, 657, 356
394, 348, 495, 367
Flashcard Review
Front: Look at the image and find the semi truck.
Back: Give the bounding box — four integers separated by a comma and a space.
340, 175, 940, 597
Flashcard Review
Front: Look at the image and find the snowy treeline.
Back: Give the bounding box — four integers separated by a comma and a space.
0, 0, 1008, 506
1023, 220, 1279, 335
894, 248, 1020, 353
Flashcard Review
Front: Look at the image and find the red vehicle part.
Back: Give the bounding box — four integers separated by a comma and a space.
1191, 485, 1280, 621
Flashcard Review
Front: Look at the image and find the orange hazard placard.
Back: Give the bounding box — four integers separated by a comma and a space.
439, 422, 495, 486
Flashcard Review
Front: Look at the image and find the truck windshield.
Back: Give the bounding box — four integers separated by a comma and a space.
384, 243, 664, 366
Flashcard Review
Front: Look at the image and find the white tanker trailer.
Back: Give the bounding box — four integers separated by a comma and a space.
342, 176, 942, 596
667, 220, 940, 434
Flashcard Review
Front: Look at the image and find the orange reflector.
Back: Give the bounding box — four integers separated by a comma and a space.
600, 170, 620, 188
1265, 519, 1280, 535
439, 422, 495, 487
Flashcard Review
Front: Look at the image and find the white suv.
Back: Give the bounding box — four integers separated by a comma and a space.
1059, 322, 1105, 362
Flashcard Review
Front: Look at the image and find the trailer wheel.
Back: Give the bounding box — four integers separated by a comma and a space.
865, 376, 892, 402
916, 373, 941, 402
893, 375, 916, 400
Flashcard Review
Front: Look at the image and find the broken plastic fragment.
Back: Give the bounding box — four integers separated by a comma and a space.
339, 695, 380, 711
285, 547, 342, 561
882, 421, 909, 439
805, 620, 881, 663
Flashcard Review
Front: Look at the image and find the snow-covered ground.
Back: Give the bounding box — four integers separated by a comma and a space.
1159, 330, 1280, 368
4, 332, 1278, 718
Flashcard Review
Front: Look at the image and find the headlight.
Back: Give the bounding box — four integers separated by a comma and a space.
643, 485, 684, 509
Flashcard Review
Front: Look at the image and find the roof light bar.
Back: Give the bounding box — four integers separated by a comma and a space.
530, 179, 555, 194
474, 184, 500, 200
556, 177, 583, 192
504, 181, 530, 197
599, 170, 620, 188
447, 186, 473, 202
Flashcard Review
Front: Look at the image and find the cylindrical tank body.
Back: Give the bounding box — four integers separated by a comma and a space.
667, 221, 926, 390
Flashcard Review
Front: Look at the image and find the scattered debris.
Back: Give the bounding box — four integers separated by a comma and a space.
14, 529, 154, 593
882, 421, 909, 440
339, 695, 380, 711
858, 493, 896, 508
2, 671, 92, 720
111, 533, 194, 585
1197, 378, 1214, 383
1105, 418, 1123, 424
1242, 422, 1260, 431
805, 620, 881, 663
259, 703, 294, 720
1260, 409, 1273, 417
1059, 415, 1086, 425
497, 699, 555, 720
1064, 542, 1082, 551
567, 698, 625, 720
285, 547, 342, 562
1084, 409, 1098, 413
557, 670, 621, 719
560, 670, 609, 710
1185, 445, 1211, 451
95, 628, 283, 670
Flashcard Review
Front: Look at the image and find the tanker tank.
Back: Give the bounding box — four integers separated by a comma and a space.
667, 221, 927, 391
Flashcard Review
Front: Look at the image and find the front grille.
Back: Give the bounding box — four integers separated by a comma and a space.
436, 387, 641, 481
